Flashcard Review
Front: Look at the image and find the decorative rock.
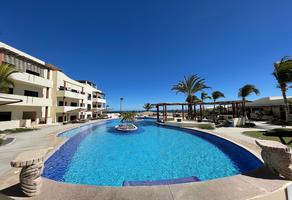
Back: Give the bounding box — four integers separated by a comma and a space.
256, 140, 292, 179
10, 149, 48, 197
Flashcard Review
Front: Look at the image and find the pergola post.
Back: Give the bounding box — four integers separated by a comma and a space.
156, 105, 160, 122
232, 103, 235, 118
162, 105, 165, 122
236, 103, 239, 117
182, 105, 185, 120
164, 105, 168, 122
199, 104, 203, 121
193, 104, 197, 120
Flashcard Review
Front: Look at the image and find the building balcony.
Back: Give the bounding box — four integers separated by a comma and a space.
91, 107, 105, 112
11, 72, 53, 88
0, 93, 52, 107
56, 105, 86, 113
92, 97, 106, 104
56, 90, 86, 100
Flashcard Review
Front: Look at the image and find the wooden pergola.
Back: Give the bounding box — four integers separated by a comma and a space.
151, 100, 245, 122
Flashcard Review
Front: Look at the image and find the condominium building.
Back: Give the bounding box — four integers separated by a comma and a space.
0, 42, 106, 130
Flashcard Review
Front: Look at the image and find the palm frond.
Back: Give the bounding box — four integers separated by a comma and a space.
0, 63, 18, 93
172, 74, 210, 98
212, 91, 225, 101
238, 84, 260, 98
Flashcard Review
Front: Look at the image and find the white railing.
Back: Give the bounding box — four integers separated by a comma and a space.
11, 73, 53, 88
56, 90, 86, 100
93, 97, 106, 104
0, 93, 52, 106
56, 106, 86, 113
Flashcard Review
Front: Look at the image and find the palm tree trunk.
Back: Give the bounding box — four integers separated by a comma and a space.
281, 87, 290, 122
200, 104, 202, 121
242, 97, 246, 118
189, 104, 193, 120
213, 100, 216, 122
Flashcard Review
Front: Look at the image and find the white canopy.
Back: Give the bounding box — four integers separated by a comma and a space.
246, 96, 292, 107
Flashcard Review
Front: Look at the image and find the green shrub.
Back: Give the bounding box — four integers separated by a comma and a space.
272, 128, 292, 132
239, 122, 256, 128
3, 128, 38, 134
198, 124, 215, 130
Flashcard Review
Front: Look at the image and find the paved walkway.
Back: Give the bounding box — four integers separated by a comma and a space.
0, 119, 111, 190
0, 168, 289, 200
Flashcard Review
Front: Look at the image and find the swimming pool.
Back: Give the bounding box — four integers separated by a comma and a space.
43, 119, 262, 186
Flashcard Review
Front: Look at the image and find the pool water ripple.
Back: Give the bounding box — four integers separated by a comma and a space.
43, 119, 262, 186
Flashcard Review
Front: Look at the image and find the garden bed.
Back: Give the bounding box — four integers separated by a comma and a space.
243, 128, 292, 147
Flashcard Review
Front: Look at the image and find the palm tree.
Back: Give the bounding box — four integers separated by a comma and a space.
200, 92, 211, 120
273, 56, 292, 122
238, 84, 260, 117
143, 103, 153, 111
121, 112, 136, 123
172, 75, 210, 119
201, 91, 211, 102
0, 63, 18, 93
211, 91, 225, 121
212, 91, 225, 109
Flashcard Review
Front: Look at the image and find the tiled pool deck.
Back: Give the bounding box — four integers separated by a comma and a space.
0, 120, 291, 200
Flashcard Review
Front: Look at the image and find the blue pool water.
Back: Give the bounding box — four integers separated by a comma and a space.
43, 119, 262, 186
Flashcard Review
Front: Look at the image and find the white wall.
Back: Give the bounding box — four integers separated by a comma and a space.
0, 105, 43, 123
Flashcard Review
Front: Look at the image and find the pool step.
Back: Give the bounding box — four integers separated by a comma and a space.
122, 176, 199, 186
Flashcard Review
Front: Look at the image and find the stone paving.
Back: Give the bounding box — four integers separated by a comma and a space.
0, 119, 110, 190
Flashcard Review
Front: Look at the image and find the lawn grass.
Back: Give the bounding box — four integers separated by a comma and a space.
0, 128, 39, 134
243, 129, 292, 147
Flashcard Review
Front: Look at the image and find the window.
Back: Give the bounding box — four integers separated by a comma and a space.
70, 115, 77, 121
8, 88, 13, 94
0, 112, 11, 121
88, 94, 92, 100
87, 104, 91, 111
58, 116, 63, 122
71, 102, 78, 107
22, 112, 36, 121
58, 101, 64, 106
24, 90, 38, 97
87, 114, 91, 119
26, 70, 40, 76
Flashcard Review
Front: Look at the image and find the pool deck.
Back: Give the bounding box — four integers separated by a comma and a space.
0, 120, 291, 200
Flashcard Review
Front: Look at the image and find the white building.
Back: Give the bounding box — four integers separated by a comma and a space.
246, 96, 292, 121
0, 42, 106, 130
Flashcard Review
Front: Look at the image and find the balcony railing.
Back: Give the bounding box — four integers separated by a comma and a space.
56, 105, 86, 113
57, 89, 86, 100
93, 97, 106, 104
11, 72, 53, 88
0, 93, 52, 107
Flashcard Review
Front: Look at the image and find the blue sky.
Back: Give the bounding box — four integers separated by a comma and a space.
1, 0, 292, 110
